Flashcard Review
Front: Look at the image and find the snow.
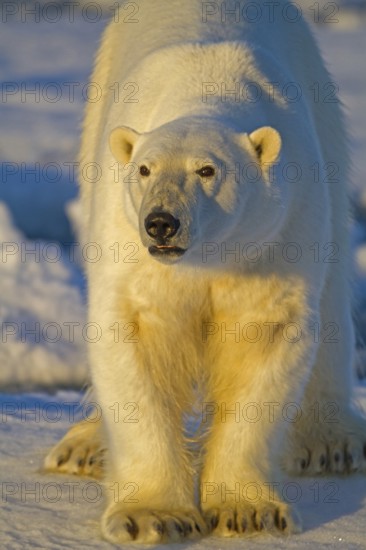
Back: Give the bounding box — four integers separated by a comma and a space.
0, 203, 87, 391
1, 1, 366, 548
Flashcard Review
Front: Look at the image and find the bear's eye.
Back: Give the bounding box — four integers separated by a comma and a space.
196, 166, 215, 178
139, 165, 150, 177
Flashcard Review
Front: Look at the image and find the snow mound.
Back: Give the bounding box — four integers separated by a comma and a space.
0, 203, 88, 391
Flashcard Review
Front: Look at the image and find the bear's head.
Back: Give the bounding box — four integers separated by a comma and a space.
110, 117, 285, 265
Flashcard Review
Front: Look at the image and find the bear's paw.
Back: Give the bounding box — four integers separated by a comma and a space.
204, 500, 301, 537
43, 420, 105, 478
102, 505, 206, 544
285, 410, 366, 475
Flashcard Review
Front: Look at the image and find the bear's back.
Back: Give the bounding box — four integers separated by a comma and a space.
107, 0, 315, 83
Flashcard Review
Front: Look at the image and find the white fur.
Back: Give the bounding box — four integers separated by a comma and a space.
45, 0, 366, 543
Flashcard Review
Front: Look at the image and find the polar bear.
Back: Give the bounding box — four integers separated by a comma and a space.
45, 0, 366, 543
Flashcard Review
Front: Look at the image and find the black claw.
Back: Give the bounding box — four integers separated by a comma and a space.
300, 458, 307, 470
334, 452, 340, 463
241, 518, 247, 532
319, 454, 326, 467
259, 520, 264, 531
57, 456, 65, 467
173, 521, 183, 535
363, 444, 366, 459
210, 515, 219, 530
281, 517, 287, 531
125, 517, 138, 539
195, 522, 201, 533
77, 458, 85, 467
226, 518, 233, 530
152, 520, 164, 535
346, 452, 353, 465
274, 508, 281, 529
89, 456, 95, 465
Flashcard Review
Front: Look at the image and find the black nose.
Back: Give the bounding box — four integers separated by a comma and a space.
144, 212, 180, 240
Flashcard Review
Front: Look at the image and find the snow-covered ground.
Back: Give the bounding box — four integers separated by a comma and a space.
1, 1, 366, 548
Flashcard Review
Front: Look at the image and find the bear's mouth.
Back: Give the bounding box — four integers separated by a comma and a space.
148, 245, 186, 258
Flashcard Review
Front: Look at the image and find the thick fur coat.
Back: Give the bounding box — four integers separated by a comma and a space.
45, 0, 366, 543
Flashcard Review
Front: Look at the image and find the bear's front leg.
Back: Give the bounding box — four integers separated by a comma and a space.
201, 393, 302, 536
91, 313, 205, 544
200, 279, 315, 536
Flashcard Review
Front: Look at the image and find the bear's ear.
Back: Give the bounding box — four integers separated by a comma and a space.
109, 126, 140, 163
248, 126, 281, 167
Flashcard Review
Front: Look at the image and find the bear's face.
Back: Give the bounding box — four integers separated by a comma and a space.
110, 118, 285, 265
